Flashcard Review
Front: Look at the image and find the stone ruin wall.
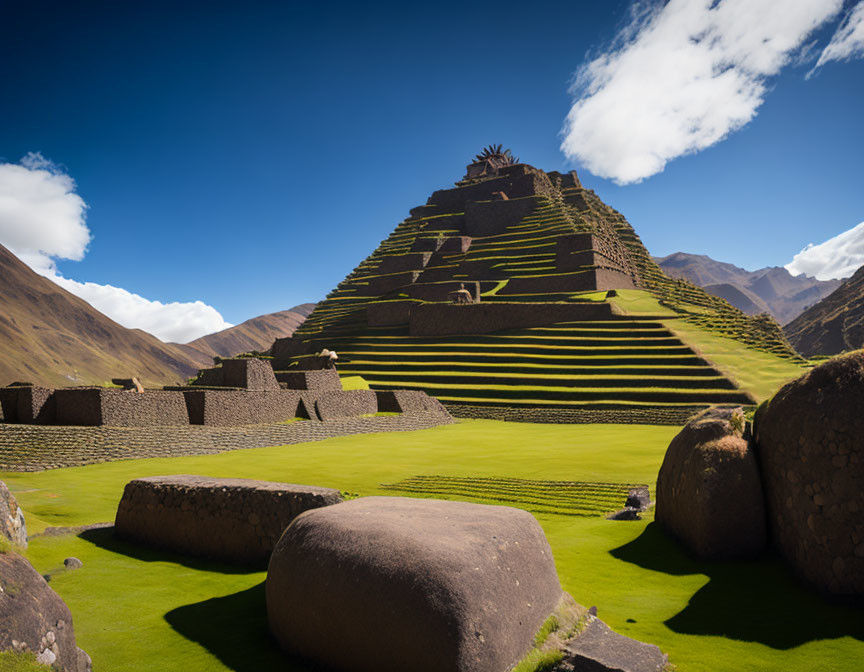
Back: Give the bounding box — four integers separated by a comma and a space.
114, 476, 344, 565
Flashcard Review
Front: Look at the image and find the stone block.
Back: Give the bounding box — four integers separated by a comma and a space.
183, 390, 304, 426
54, 388, 189, 427
220, 357, 279, 390
266, 497, 562, 672
375, 390, 449, 416
114, 475, 343, 565
314, 389, 378, 420
15, 386, 56, 424
274, 368, 342, 391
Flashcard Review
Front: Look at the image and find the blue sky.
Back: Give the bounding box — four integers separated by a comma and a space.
1, 0, 863, 341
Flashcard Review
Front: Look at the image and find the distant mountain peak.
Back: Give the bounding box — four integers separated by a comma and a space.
655, 252, 841, 325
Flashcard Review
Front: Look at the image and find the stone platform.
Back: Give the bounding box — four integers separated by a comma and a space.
0, 411, 453, 472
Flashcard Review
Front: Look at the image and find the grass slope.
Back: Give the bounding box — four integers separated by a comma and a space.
2, 421, 861, 672
611, 290, 806, 402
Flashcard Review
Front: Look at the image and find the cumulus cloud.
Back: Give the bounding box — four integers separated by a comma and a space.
812, 1, 864, 72
51, 276, 233, 344
785, 221, 864, 280
0, 154, 232, 343
561, 0, 844, 184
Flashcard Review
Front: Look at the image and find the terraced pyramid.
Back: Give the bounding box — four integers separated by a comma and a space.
272, 152, 802, 422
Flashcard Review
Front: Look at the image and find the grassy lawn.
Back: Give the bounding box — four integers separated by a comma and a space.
2, 420, 861, 672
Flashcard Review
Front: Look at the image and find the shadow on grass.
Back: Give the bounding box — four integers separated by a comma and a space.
611, 523, 864, 649
78, 526, 257, 575
164, 582, 310, 672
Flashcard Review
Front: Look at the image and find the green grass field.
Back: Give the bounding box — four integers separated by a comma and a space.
2, 420, 861, 672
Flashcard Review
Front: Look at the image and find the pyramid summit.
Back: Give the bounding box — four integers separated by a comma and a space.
272, 150, 801, 422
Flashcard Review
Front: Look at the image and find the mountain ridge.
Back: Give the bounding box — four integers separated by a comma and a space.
0, 243, 313, 386
784, 265, 864, 357
654, 252, 841, 324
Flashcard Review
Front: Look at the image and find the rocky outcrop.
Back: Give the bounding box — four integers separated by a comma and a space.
114, 475, 342, 565
754, 352, 864, 595
656, 407, 766, 560
266, 496, 563, 672
0, 551, 90, 671
0, 481, 27, 548
783, 265, 864, 356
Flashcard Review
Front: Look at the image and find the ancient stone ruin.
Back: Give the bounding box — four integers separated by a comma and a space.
0, 356, 450, 429
115, 476, 343, 565
269, 147, 794, 423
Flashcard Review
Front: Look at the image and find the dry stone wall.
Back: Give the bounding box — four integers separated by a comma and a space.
315, 390, 378, 420
447, 404, 706, 426
114, 475, 343, 565
0, 410, 454, 472
54, 388, 189, 427
409, 301, 617, 337
183, 389, 306, 426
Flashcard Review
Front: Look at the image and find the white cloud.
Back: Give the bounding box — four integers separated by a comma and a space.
785, 221, 864, 280
812, 1, 864, 71
561, 0, 844, 184
0, 154, 232, 343
51, 276, 233, 343
0, 152, 90, 273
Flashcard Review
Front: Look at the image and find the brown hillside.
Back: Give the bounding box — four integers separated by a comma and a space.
784, 265, 864, 357
0, 243, 206, 387
656, 252, 840, 324
175, 303, 315, 359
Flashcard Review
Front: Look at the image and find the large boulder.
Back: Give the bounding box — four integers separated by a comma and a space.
266, 496, 562, 672
656, 407, 766, 560
0, 481, 27, 548
754, 352, 864, 595
114, 475, 343, 565
0, 551, 90, 671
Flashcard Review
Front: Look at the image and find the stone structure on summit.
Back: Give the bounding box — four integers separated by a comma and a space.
270, 146, 796, 422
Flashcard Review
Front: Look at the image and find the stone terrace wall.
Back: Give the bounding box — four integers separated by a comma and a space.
222, 358, 280, 390
54, 388, 189, 427
315, 390, 377, 420
183, 390, 307, 426
15, 386, 56, 424
447, 404, 707, 426
115, 476, 343, 565
409, 301, 617, 337
377, 390, 449, 415
0, 411, 454, 471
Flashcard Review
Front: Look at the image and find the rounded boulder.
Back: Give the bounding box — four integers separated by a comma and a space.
0, 551, 86, 671
754, 351, 864, 595
266, 496, 562, 672
656, 407, 766, 559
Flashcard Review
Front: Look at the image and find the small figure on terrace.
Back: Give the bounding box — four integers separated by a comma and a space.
448, 283, 474, 304
318, 348, 339, 369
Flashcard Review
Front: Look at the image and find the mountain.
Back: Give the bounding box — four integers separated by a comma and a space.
173, 304, 316, 360
0, 243, 205, 387
655, 252, 841, 325
783, 265, 864, 357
